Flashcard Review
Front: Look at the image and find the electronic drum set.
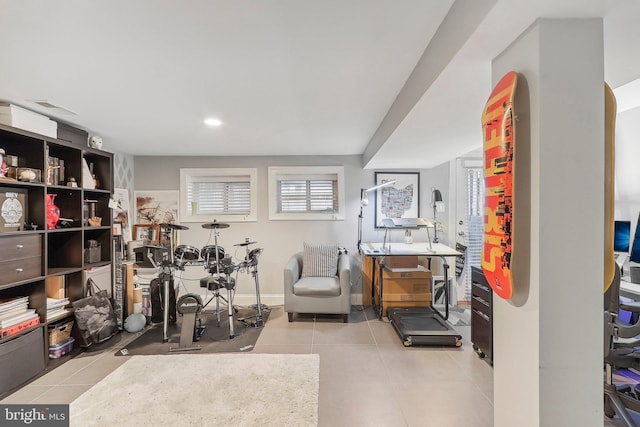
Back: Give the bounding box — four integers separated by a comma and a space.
145, 220, 267, 352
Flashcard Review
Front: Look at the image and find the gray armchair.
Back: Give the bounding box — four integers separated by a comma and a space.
284, 252, 351, 322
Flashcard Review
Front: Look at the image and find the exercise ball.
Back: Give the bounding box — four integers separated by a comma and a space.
124, 313, 146, 333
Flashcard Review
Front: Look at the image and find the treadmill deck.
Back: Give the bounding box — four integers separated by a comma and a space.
388, 307, 462, 347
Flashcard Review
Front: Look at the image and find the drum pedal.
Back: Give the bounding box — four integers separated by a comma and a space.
238, 314, 264, 328
194, 320, 206, 341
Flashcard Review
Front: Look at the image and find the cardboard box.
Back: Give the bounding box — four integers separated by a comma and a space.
382, 267, 432, 280
46, 276, 65, 299
373, 286, 432, 316
384, 256, 419, 269
380, 277, 431, 295
0, 103, 57, 138
0, 187, 27, 231
374, 266, 432, 316
381, 292, 432, 302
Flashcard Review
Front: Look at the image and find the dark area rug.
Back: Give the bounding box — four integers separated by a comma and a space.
115, 307, 270, 356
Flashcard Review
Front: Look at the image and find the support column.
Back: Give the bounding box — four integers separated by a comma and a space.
492, 19, 604, 426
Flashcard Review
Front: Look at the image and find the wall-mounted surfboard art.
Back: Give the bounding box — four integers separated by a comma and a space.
604, 83, 616, 293
482, 71, 517, 300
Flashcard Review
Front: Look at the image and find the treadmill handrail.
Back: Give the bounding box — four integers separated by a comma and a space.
430, 258, 451, 321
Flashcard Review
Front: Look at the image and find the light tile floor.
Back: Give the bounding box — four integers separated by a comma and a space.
3, 305, 494, 426
258, 306, 494, 427
2, 305, 494, 426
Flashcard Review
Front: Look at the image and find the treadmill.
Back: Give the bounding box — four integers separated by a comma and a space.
376, 219, 462, 347
387, 260, 461, 347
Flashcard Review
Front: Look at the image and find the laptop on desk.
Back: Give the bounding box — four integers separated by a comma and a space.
383, 218, 433, 228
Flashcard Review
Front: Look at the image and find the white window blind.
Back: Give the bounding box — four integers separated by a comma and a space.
463, 167, 485, 301
466, 168, 485, 269
467, 168, 484, 218
268, 167, 345, 220
188, 177, 251, 216
180, 168, 257, 223
278, 177, 338, 214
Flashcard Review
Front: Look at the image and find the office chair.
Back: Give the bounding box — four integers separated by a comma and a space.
604, 265, 640, 426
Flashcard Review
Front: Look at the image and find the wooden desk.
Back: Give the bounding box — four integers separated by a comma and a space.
360, 242, 462, 319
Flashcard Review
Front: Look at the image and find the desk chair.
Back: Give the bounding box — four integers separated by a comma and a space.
604, 265, 640, 425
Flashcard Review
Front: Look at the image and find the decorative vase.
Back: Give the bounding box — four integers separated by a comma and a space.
46, 194, 60, 230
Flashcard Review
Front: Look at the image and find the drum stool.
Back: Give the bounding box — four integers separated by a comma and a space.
200, 275, 237, 326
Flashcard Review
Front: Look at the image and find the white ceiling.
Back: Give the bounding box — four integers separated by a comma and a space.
0, 0, 637, 169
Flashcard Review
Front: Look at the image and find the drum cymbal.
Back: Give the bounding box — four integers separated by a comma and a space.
234, 241, 257, 247
159, 223, 189, 230
202, 221, 230, 229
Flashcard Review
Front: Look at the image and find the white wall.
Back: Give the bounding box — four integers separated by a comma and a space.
492, 19, 604, 426
132, 155, 450, 305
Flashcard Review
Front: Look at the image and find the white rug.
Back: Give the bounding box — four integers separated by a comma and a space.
70, 353, 319, 427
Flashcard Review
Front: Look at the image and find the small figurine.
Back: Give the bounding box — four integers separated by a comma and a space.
67, 177, 78, 187
89, 136, 103, 149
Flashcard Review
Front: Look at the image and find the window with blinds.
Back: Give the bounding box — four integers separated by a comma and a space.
268, 166, 345, 220
188, 179, 251, 215
179, 168, 257, 222
463, 167, 485, 301
466, 168, 485, 269
278, 179, 338, 213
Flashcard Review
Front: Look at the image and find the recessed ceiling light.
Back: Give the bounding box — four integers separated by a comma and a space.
204, 118, 223, 127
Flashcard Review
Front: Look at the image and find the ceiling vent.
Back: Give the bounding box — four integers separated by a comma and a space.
28, 100, 77, 115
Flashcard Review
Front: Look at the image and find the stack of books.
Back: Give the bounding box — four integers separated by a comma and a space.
0, 297, 40, 339
47, 297, 71, 322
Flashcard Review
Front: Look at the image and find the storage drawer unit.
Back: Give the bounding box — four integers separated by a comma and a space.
0, 234, 42, 286
471, 266, 493, 363
0, 234, 42, 260
0, 257, 42, 286
0, 328, 46, 395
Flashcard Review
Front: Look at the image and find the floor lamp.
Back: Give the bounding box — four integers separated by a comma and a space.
357, 179, 396, 253
431, 188, 443, 243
